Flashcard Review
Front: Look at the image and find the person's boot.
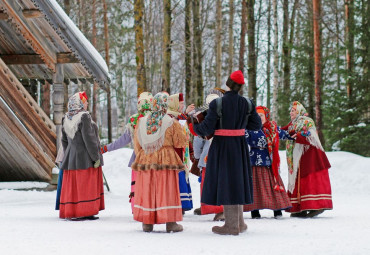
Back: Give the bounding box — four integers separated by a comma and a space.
142, 223, 153, 232
212, 205, 239, 235
306, 209, 325, 218
166, 222, 183, 233
213, 212, 225, 221
290, 211, 308, 218
239, 205, 248, 233
251, 210, 261, 219
274, 210, 283, 218
193, 208, 201, 215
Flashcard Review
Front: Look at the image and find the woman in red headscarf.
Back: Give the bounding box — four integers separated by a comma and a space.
243, 106, 292, 218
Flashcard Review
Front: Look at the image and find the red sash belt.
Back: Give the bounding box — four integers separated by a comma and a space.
214, 129, 245, 136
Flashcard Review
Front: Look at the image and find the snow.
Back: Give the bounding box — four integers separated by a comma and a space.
1, 149, 369, 255
48, 0, 110, 76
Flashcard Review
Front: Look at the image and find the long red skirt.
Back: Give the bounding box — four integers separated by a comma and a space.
201, 167, 223, 215
59, 167, 105, 219
286, 168, 333, 213
133, 169, 183, 224
243, 166, 291, 212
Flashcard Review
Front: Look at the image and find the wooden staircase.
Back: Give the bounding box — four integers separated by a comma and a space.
0, 57, 56, 181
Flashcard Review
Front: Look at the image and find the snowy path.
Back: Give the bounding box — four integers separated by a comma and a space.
0, 149, 369, 255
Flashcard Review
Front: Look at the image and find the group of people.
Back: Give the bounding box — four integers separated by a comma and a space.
55, 70, 333, 235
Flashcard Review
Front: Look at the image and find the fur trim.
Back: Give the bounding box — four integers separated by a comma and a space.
63, 112, 87, 140
131, 162, 185, 171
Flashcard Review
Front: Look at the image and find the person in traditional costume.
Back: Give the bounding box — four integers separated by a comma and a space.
243, 106, 292, 218
191, 70, 262, 235
59, 92, 104, 220
192, 91, 225, 221
131, 93, 187, 232
167, 93, 194, 213
101, 92, 153, 212
284, 101, 332, 218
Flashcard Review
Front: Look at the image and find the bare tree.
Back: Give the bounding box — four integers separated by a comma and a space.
313, 0, 324, 144
215, 0, 222, 87
102, 0, 112, 143
247, 0, 256, 100
91, 0, 98, 122
185, 0, 192, 103
162, 0, 171, 93
193, 0, 203, 105
134, 0, 147, 95
228, 0, 234, 75
266, 0, 271, 109
272, 0, 279, 121
345, 0, 354, 98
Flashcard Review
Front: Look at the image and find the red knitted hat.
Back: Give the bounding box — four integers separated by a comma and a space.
230, 70, 245, 85
179, 93, 184, 102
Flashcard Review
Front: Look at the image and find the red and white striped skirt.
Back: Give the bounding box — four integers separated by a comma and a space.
133, 169, 183, 224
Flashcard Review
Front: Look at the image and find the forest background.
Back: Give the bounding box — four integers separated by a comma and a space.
55, 0, 369, 156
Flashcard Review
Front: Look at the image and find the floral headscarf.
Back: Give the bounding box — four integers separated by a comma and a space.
256, 106, 283, 191
137, 93, 173, 154
66, 92, 87, 120
126, 92, 153, 137
286, 101, 324, 193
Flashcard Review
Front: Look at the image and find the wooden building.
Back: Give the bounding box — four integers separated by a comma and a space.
0, 0, 110, 181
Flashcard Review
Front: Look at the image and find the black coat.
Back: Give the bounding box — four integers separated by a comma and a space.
194, 91, 261, 205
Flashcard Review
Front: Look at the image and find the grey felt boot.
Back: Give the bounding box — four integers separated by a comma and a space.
212, 205, 240, 235
166, 222, 183, 233
142, 223, 153, 232
239, 205, 248, 233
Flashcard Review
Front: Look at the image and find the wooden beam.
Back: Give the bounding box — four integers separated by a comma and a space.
0, 54, 44, 65
0, 53, 79, 64
1, 0, 56, 71
0, 12, 9, 20
57, 52, 79, 63
22, 9, 43, 19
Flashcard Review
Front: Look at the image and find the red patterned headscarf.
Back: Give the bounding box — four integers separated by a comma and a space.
256, 106, 282, 191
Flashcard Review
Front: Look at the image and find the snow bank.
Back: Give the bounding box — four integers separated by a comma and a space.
0, 149, 369, 255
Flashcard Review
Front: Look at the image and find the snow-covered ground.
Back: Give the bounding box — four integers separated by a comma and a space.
0, 149, 369, 255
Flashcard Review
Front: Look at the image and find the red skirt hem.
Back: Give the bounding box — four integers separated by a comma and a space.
59, 167, 105, 219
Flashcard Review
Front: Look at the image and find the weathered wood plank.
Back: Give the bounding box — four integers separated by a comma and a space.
0, 58, 56, 159
0, 53, 79, 64
22, 9, 42, 19
0, 97, 53, 181
1, 0, 56, 71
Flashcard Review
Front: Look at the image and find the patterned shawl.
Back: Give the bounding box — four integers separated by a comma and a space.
137, 93, 173, 154
126, 92, 153, 138
286, 101, 324, 193
63, 92, 88, 139
256, 106, 283, 191
66, 92, 86, 120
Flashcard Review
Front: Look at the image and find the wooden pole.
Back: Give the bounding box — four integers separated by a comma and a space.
53, 63, 64, 151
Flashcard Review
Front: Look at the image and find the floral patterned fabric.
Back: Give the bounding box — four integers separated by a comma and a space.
126, 92, 153, 137
66, 92, 86, 120
286, 101, 316, 175
146, 93, 168, 135
246, 128, 290, 167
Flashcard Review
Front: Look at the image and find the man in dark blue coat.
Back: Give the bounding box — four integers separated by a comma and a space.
192, 70, 261, 235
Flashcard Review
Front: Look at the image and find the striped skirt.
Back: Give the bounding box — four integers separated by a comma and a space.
133, 169, 183, 224
286, 168, 333, 213
59, 167, 105, 219
243, 166, 291, 212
